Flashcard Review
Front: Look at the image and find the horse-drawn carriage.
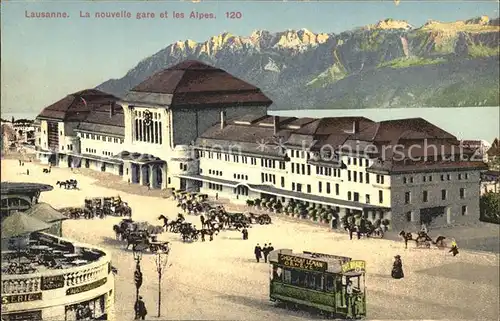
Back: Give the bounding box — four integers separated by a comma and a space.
85, 196, 132, 217
399, 230, 448, 249
56, 179, 78, 189
246, 212, 272, 225
113, 219, 168, 253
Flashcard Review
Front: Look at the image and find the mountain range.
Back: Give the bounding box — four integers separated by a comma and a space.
97, 16, 500, 110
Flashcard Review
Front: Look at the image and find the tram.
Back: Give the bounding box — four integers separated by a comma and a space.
268, 249, 366, 319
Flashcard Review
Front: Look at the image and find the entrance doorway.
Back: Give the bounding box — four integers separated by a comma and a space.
420, 207, 445, 226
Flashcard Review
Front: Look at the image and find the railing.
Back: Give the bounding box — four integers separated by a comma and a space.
1, 257, 110, 295
2, 234, 111, 296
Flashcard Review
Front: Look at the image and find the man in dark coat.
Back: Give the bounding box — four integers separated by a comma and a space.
134, 296, 147, 320
268, 243, 274, 252
254, 244, 262, 262
242, 227, 248, 240
263, 244, 269, 263
391, 255, 404, 279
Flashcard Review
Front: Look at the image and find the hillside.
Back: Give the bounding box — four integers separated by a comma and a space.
97, 16, 500, 110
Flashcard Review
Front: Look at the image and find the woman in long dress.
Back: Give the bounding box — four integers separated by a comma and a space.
391, 255, 404, 279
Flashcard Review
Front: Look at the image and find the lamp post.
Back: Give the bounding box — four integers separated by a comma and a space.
133, 248, 143, 319
155, 249, 171, 318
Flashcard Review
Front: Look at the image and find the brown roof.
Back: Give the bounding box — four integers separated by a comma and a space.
199, 115, 482, 173
76, 103, 125, 136
128, 60, 272, 108
37, 89, 119, 121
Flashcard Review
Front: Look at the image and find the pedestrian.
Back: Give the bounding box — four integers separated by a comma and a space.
356, 225, 361, 240
18, 159, 21, 166
254, 243, 262, 262
26, 169, 29, 175
242, 227, 248, 240
263, 244, 269, 263
268, 243, 274, 252
349, 225, 354, 240
391, 255, 404, 279
449, 239, 459, 256
215, 193, 218, 200
134, 296, 147, 320
346, 280, 353, 308
421, 223, 428, 234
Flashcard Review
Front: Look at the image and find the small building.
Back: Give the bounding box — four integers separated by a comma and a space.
486, 138, 500, 165
23, 202, 68, 237
0, 182, 53, 219
481, 170, 500, 194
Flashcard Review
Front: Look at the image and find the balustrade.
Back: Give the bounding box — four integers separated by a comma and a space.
1, 261, 108, 295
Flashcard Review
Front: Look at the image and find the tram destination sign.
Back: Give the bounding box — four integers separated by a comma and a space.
341, 260, 366, 274
278, 254, 327, 272
1, 292, 42, 304
66, 278, 107, 296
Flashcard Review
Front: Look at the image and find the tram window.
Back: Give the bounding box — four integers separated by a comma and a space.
272, 266, 283, 281
283, 269, 292, 283
325, 275, 335, 292
291, 270, 307, 287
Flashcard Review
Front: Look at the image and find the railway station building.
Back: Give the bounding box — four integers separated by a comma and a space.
34, 60, 488, 230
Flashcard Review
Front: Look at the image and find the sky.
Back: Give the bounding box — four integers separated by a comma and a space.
1, 1, 499, 118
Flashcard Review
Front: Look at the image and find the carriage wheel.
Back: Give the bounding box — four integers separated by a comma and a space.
425, 242, 431, 248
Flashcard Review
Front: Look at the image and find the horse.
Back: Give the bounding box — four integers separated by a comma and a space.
399, 230, 415, 249
158, 215, 169, 229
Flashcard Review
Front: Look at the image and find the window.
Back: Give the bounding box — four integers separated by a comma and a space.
353, 192, 359, 202
406, 211, 412, 222
458, 174, 462, 180
359, 172, 363, 183
296, 184, 302, 192
378, 190, 383, 203
365, 194, 370, 204
307, 165, 311, 175
441, 189, 447, 200
440, 175, 444, 181
405, 192, 411, 204
465, 173, 469, 179
348, 192, 352, 201
335, 183, 339, 195
423, 191, 428, 202
347, 157, 351, 165
353, 158, 357, 165
281, 177, 285, 188
428, 175, 432, 182
365, 159, 369, 167
292, 182, 295, 191
423, 176, 427, 182
447, 174, 451, 180
461, 206, 467, 215
318, 182, 322, 193
459, 188, 465, 199
403, 177, 407, 184
307, 185, 311, 193
348, 171, 351, 181
180, 163, 183, 170
366, 173, 370, 184
376, 175, 380, 184
380, 175, 385, 184
301, 164, 305, 175
410, 177, 414, 183
353, 171, 357, 182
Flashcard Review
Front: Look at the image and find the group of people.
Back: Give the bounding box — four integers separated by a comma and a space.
254, 243, 274, 263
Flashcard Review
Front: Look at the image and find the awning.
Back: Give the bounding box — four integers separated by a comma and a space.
175, 174, 387, 211
176, 174, 238, 187
113, 151, 165, 164
24, 202, 68, 223
1, 212, 51, 239
65, 152, 123, 165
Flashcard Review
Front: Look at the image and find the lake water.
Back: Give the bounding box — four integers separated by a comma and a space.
3, 107, 498, 142
271, 107, 500, 142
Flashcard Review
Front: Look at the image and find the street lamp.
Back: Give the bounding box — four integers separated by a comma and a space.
133, 248, 143, 319
155, 248, 171, 318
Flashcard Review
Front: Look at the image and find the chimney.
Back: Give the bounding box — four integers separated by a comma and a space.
220, 110, 226, 129
352, 120, 359, 134
273, 116, 280, 135
109, 103, 115, 118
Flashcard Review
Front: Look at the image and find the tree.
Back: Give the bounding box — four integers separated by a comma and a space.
480, 192, 500, 224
